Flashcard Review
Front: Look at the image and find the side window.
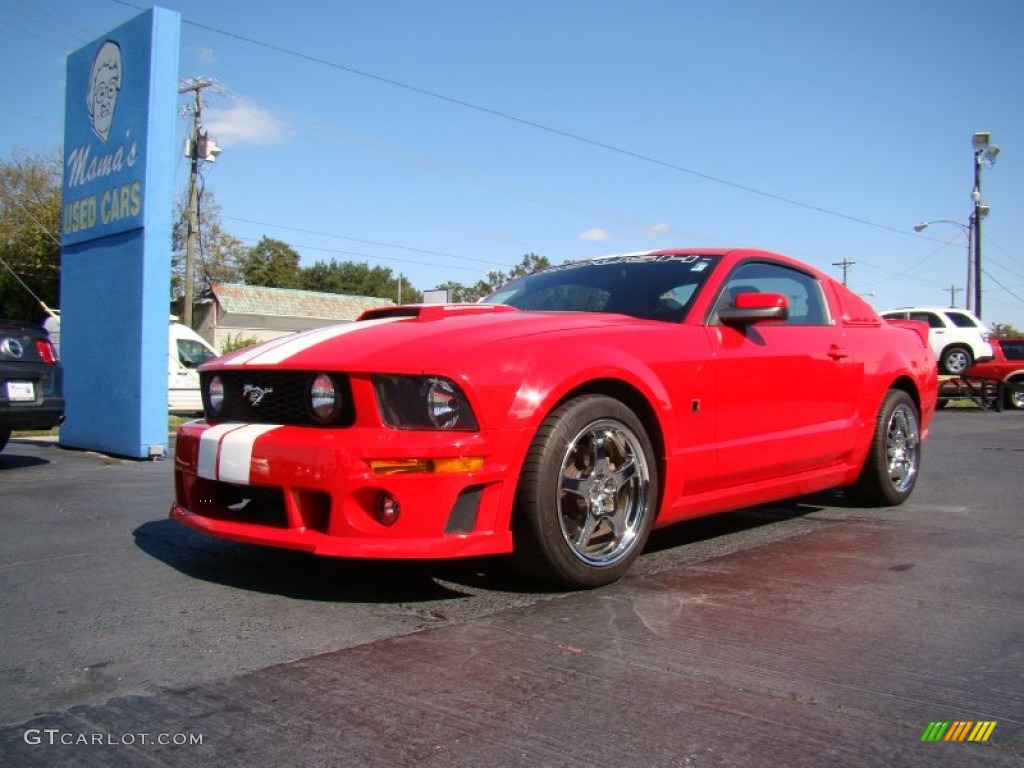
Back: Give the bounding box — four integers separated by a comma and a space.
944, 311, 978, 329
1001, 342, 1024, 361
712, 261, 830, 326
909, 312, 943, 329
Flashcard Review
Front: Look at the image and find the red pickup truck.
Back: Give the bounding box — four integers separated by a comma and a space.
965, 337, 1024, 409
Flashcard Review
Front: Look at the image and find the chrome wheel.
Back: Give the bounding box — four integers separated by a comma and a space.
556, 419, 651, 567
848, 389, 921, 506
512, 395, 658, 588
1009, 386, 1024, 410
885, 403, 919, 494
941, 347, 972, 375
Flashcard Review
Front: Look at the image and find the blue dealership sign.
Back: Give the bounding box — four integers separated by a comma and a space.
62, 24, 155, 245
59, 7, 180, 458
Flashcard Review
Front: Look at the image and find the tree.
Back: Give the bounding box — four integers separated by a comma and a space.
171, 189, 245, 300
0, 149, 62, 322
436, 252, 552, 303
239, 236, 302, 288
299, 259, 421, 303
989, 322, 1022, 338
433, 280, 480, 303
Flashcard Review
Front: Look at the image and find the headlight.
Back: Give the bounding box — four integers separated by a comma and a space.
208, 375, 225, 414
309, 373, 343, 424
373, 375, 479, 431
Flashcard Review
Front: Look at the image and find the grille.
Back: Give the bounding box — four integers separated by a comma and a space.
202, 370, 355, 426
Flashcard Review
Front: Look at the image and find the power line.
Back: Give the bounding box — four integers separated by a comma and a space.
14, 0, 95, 39
111, 0, 921, 240
223, 216, 508, 269
230, 235, 486, 275
100, 0, 1022, 309
208, 85, 725, 250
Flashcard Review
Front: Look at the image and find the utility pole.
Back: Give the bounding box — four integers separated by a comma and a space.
943, 284, 961, 308
178, 80, 215, 328
831, 259, 855, 286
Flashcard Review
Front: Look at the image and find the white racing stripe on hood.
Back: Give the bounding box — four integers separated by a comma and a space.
224, 317, 405, 366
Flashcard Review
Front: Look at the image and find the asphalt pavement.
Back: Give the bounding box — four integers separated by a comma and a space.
0, 410, 1021, 767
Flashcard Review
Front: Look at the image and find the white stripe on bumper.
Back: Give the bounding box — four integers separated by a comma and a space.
197, 423, 281, 483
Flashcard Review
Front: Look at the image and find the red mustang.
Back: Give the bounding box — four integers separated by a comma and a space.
171, 248, 937, 588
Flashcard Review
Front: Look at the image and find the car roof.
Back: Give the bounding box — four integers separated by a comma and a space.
883, 306, 977, 312
563, 247, 815, 271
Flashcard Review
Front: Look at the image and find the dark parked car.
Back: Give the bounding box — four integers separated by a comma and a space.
0, 319, 64, 452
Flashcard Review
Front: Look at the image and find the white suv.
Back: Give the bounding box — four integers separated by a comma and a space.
881, 307, 993, 375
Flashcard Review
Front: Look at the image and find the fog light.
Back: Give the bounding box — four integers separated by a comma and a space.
374, 492, 401, 526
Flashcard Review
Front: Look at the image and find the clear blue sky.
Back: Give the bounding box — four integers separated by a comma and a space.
3, 0, 1022, 328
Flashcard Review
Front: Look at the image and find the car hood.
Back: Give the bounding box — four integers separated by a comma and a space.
207, 304, 647, 373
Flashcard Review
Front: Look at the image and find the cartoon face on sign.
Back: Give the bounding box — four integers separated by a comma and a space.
87, 40, 121, 143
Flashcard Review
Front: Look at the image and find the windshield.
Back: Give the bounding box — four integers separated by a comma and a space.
177, 339, 217, 368
481, 254, 719, 322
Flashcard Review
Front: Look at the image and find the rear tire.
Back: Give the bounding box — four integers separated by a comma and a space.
939, 345, 972, 375
0, 428, 9, 453
848, 390, 921, 506
511, 395, 658, 589
1005, 380, 1024, 410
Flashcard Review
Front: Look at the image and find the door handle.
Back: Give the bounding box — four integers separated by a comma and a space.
828, 345, 850, 360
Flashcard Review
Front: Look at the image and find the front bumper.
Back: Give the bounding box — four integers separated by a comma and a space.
170, 420, 518, 559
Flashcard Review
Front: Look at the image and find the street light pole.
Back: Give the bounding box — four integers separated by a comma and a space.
971, 132, 1000, 320
913, 218, 972, 310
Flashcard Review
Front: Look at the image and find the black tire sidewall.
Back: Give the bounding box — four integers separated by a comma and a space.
513, 395, 658, 589
850, 389, 920, 506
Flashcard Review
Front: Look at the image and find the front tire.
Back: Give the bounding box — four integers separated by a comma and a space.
848, 390, 921, 506
511, 395, 658, 589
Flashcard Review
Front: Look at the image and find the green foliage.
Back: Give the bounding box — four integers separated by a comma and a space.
240, 236, 302, 288
989, 322, 1021, 338
433, 280, 477, 303
0, 144, 554, 324
434, 252, 551, 303
299, 258, 420, 302
171, 189, 245, 299
0, 149, 62, 321
220, 332, 260, 353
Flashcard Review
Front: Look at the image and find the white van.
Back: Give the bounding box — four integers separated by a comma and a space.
36, 313, 217, 413
169, 321, 218, 414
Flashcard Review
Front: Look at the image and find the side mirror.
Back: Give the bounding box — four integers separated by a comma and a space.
718, 292, 789, 325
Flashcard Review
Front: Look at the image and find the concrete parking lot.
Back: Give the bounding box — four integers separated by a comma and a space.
0, 411, 1021, 766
